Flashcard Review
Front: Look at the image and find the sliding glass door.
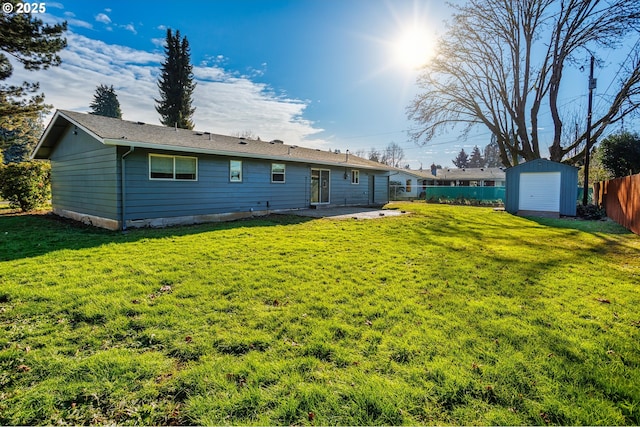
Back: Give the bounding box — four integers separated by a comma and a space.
311, 169, 330, 204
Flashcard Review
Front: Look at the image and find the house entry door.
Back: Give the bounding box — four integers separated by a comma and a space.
311, 169, 330, 204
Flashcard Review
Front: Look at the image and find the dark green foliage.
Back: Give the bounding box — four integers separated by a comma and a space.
576, 203, 607, 220
89, 85, 122, 119
1, 113, 46, 163
0, 161, 50, 211
484, 138, 502, 167
452, 148, 469, 168
468, 145, 485, 167
155, 29, 196, 130
0, 2, 67, 120
599, 131, 640, 178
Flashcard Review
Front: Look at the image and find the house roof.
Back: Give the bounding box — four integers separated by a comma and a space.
406, 167, 505, 181
33, 110, 393, 171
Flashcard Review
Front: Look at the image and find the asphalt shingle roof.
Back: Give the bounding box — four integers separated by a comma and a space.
34, 110, 392, 171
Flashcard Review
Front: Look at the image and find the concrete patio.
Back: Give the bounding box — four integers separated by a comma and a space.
283, 206, 408, 220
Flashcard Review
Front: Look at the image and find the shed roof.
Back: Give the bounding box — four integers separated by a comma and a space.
33, 110, 393, 171
505, 158, 579, 173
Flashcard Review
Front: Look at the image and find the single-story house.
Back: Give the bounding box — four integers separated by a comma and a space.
389, 166, 506, 201
505, 159, 578, 217
32, 110, 393, 230
388, 169, 434, 200
428, 166, 506, 187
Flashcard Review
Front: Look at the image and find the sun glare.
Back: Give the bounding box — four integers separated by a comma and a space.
393, 26, 435, 70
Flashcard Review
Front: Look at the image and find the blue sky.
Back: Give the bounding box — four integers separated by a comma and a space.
9, 0, 638, 168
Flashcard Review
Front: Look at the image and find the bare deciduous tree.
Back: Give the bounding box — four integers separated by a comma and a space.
408, 0, 640, 167
381, 142, 405, 168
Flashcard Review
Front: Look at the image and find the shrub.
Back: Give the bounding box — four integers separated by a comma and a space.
576, 203, 606, 220
0, 161, 51, 211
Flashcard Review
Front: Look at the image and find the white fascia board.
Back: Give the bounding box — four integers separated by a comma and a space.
31, 111, 62, 158
31, 111, 106, 159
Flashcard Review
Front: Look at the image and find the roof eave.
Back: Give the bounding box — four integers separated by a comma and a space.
31, 111, 106, 159
102, 139, 391, 171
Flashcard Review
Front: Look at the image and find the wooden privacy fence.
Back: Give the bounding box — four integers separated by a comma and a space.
594, 173, 640, 235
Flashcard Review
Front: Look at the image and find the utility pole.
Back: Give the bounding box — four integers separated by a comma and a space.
582, 55, 596, 206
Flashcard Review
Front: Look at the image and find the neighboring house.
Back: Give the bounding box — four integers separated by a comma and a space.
428, 166, 506, 187
505, 159, 578, 217
388, 169, 432, 200
389, 165, 506, 201
32, 110, 392, 230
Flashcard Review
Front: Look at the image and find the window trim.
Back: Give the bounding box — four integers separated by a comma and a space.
229, 159, 243, 183
149, 154, 198, 181
351, 169, 360, 185
271, 163, 286, 183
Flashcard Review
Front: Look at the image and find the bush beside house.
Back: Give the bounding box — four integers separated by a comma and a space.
0, 161, 51, 211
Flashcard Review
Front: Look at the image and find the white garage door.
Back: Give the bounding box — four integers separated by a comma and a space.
519, 172, 561, 212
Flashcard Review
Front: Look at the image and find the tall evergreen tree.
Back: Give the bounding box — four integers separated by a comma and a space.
483, 137, 502, 167
468, 145, 485, 168
155, 29, 196, 129
0, 3, 66, 156
452, 148, 469, 168
90, 84, 122, 118
1, 112, 46, 163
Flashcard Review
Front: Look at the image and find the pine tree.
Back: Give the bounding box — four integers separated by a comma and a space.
155, 29, 196, 129
1, 112, 46, 163
483, 137, 502, 167
90, 84, 122, 118
452, 148, 469, 168
0, 4, 66, 157
468, 145, 485, 168
0, 6, 66, 121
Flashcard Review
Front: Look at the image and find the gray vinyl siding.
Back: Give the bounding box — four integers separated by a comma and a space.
505, 159, 578, 216
49, 126, 119, 219
121, 148, 389, 221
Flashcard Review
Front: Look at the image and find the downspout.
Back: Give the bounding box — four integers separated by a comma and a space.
121, 146, 135, 231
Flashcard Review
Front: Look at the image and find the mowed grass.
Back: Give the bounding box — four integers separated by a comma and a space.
1, 202, 639, 425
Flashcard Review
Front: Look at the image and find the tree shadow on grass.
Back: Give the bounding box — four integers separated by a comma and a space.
527, 216, 631, 236
0, 211, 314, 262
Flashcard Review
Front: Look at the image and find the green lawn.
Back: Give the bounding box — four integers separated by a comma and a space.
1, 203, 639, 425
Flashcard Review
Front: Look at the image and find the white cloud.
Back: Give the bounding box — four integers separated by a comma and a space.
95, 13, 111, 24
121, 23, 137, 34
67, 18, 93, 30
7, 32, 326, 148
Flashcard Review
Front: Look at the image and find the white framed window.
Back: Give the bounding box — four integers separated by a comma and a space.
230, 160, 242, 182
351, 170, 360, 184
271, 163, 285, 183
149, 154, 197, 181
